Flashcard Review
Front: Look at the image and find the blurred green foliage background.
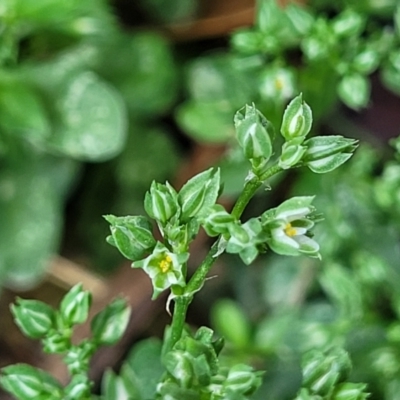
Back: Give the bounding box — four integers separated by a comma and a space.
2, 0, 400, 398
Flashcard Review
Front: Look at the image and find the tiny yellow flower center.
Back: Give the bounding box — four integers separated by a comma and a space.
159, 255, 173, 273
284, 223, 297, 237
275, 78, 284, 91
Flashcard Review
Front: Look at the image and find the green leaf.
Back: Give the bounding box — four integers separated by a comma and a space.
175, 101, 234, 144
211, 299, 251, 348
320, 263, 364, 320
105, 215, 156, 261
186, 54, 253, 107
101, 369, 136, 400
285, 3, 314, 36
49, 71, 127, 161
337, 74, 370, 110
125, 338, 164, 399
331, 9, 366, 37
303, 135, 358, 173
0, 155, 64, 288
256, 0, 286, 33
14, 0, 83, 28
306, 153, 353, 174
97, 32, 178, 117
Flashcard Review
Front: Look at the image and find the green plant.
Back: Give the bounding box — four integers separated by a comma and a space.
1, 95, 366, 399
177, 0, 400, 147
0, 0, 180, 287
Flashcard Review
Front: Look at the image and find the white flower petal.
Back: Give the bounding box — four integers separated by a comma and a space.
272, 228, 300, 249
276, 207, 310, 221
293, 227, 307, 236
294, 235, 320, 253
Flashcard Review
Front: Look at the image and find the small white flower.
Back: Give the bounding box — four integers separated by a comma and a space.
263, 197, 320, 258
133, 242, 189, 299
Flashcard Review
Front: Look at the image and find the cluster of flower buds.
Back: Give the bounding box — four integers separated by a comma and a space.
200, 196, 320, 263
296, 347, 369, 400
1, 284, 131, 400
278, 94, 358, 172
235, 94, 358, 176
157, 327, 262, 399
106, 168, 221, 299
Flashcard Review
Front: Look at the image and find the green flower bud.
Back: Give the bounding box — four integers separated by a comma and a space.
279, 138, 307, 169
194, 326, 225, 357
178, 167, 220, 222
332, 382, 369, 400
234, 104, 274, 161
281, 94, 312, 141
302, 348, 352, 397
200, 204, 235, 237
163, 351, 195, 388
226, 218, 267, 264
286, 3, 314, 35
91, 298, 131, 345
228, 223, 250, 245
104, 215, 156, 261
172, 330, 220, 380
194, 326, 214, 344
64, 374, 92, 399
338, 73, 370, 110
303, 136, 358, 174
294, 388, 323, 400
301, 19, 334, 62
157, 381, 198, 399
59, 283, 92, 326
231, 28, 263, 54
332, 9, 365, 37
224, 364, 263, 395
0, 364, 63, 400
64, 340, 96, 374
42, 330, 70, 354
353, 48, 380, 74
11, 299, 55, 339
145, 181, 179, 224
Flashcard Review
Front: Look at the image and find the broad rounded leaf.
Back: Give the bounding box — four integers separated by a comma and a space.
50, 71, 127, 161
337, 74, 370, 110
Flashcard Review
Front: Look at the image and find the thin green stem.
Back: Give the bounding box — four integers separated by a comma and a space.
231, 176, 262, 220
164, 295, 191, 354
165, 163, 283, 352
